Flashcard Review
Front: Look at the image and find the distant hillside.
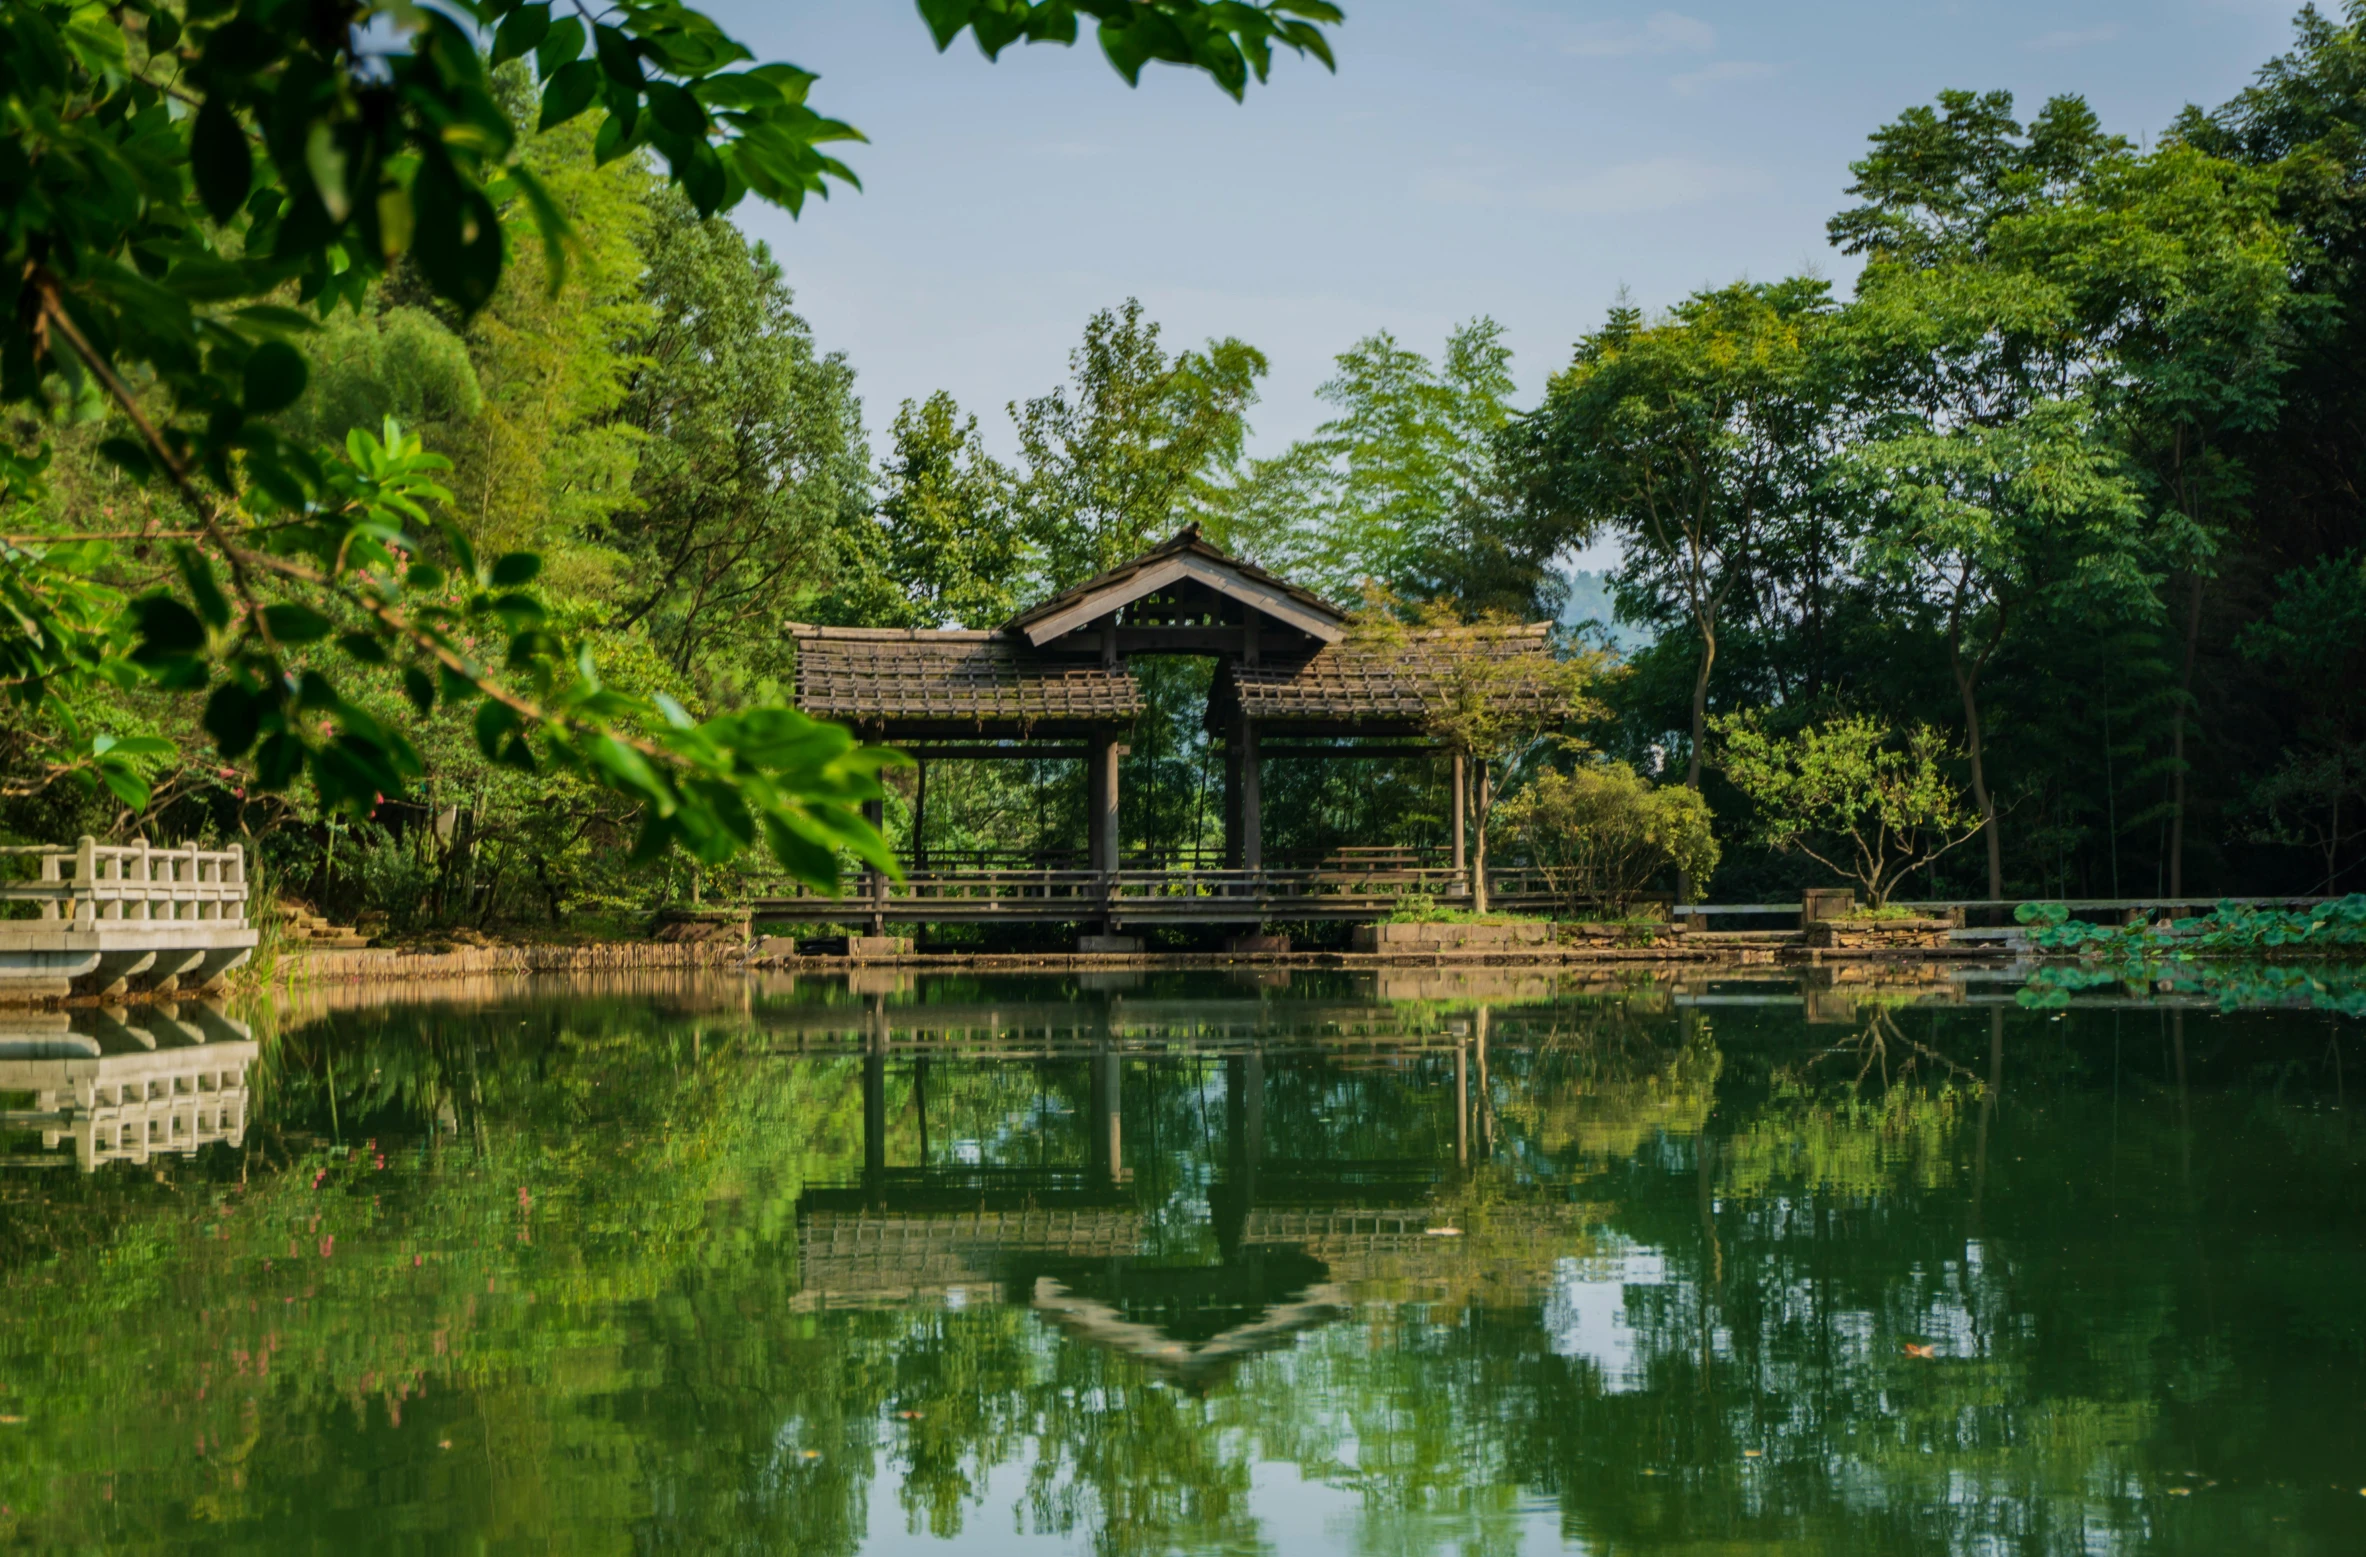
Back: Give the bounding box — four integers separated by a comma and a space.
1559, 569, 1651, 653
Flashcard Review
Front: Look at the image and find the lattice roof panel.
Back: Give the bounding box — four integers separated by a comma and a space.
790, 626, 1141, 729
1226, 625, 1560, 725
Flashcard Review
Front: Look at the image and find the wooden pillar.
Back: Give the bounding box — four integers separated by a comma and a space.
911, 758, 928, 875
1090, 1044, 1124, 1184
1240, 721, 1262, 871
862, 795, 886, 936
1455, 1040, 1469, 1168
1098, 732, 1122, 875
1087, 733, 1122, 875
1449, 751, 1467, 874
1222, 740, 1243, 869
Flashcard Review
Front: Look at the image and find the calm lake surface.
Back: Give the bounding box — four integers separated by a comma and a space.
2, 966, 2363, 1554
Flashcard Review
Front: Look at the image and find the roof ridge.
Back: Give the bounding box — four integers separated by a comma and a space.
1002, 528, 1350, 636
787, 624, 1005, 642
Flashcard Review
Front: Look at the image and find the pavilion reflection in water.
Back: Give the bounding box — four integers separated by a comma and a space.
0, 1004, 256, 1171
775, 980, 1607, 1388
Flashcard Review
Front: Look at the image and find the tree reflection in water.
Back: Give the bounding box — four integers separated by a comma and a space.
0, 967, 2358, 1555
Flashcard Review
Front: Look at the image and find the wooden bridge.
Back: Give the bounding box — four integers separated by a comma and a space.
751, 862, 1563, 931
0, 838, 258, 1000
787, 528, 1576, 948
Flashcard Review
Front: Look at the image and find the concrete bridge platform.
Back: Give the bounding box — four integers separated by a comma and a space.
0, 839, 257, 1001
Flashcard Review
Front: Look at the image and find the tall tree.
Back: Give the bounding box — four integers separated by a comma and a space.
838, 392, 1028, 630
0, 0, 1342, 886
1832, 90, 2280, 896
1513, 281, 1834, 798
2000, 143, 2300, 895
1199, 318, 1523, 606
609, 188, 869, 686
1013, 299, 1266, 588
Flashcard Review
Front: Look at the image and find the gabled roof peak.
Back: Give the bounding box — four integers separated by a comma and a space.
1004, 528, 1350, 648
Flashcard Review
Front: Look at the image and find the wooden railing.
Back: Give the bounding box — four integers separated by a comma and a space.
750, 864, 1562, 924
0, 837, 249, 931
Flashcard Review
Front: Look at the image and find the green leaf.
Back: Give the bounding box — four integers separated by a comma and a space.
97, 761, 153, 811
489, 551, 542, 586
97, 437, 153, 477
474, 697, 520, 762
593, 23, 645, 89
336, 631, 389, 664
191, 98, 253, 223
254, 732, 304, 789
411, 159, 504, 313
261, 602, 334, 642
538, 57, 600, 131
202, 681, 261, 757
647, 80, 706, 137
536, 13, 586, 74
241, 339, 309, 414
171, 546, 232, 631
401, 664, 437, 715
491, 2, 549, 67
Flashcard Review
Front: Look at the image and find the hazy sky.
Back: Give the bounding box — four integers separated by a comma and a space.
709, 2, 2310, 461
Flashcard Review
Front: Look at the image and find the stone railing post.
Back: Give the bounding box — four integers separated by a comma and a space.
128, 837, 150, 922
38, 847, 60, 920
73, 835, 97, 931
227, 842, 247, 926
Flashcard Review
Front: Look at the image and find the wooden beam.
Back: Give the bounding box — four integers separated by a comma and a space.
894, 745, 1089, 760
1021, 558, 1193, 646
1019, 555, 1346, 647
1175, 558, 1344, 643
1256, 744, 1444, 759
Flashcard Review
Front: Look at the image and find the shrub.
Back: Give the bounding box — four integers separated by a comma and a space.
1499, 762, 1719, 916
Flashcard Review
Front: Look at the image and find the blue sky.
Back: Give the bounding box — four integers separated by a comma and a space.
710, 2, 2310, 463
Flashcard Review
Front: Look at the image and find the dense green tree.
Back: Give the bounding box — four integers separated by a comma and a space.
842, 391, 1028, 631
608, 189, 869, 687
1513, 281, 1835, 797
0, 0, 1343, 886
1014, 299, 1267, 588
1835, 95, 2296, 896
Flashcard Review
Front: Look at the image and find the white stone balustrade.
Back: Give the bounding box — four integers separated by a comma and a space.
0, 838, 258, 1000
0, 1008, 256, 1170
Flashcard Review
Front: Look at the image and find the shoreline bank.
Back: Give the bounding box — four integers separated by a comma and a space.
30, 932, 2361, 1008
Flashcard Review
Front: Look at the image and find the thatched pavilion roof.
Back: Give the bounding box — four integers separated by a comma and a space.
788, 626, 1140, 738
1210, 624, 1560, 737
786, 535, 1559, 744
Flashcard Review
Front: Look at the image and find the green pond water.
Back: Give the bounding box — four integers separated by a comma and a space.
1, 966, 2363, 1554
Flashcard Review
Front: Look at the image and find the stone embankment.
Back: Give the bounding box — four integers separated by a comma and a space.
270, 940, 745, 987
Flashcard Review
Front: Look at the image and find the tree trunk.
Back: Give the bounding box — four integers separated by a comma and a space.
1686, 623, 1717, 790
1471, 766, 1491, 915
1953, 646, 2002, 899
2169, 572, 2203, 899
1679, 623, 1717, 902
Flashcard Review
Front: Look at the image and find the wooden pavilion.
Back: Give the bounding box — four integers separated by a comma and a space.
777, 527, 1564, 940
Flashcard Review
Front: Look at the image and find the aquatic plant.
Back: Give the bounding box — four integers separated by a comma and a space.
2014, 894, 2366, 957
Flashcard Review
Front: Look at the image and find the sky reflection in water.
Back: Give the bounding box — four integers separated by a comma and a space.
0, 965, 2361, 1555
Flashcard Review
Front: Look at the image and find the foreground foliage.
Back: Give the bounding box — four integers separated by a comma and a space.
0, 0, 1341, 889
